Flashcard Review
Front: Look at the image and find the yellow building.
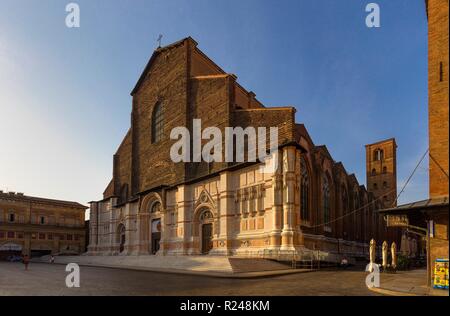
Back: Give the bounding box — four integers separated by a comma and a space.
0, 191, 87, 259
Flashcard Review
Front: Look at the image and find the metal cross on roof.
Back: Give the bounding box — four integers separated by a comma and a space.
157, 34, 163, 48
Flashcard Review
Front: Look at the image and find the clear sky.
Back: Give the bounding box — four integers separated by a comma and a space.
0, 0, 429, 219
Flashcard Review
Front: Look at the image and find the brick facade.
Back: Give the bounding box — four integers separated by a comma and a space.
88, 37, 394, 261
428, 0, 449, 198
427, 0, 449, 285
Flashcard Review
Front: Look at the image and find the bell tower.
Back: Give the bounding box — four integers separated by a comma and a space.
366, 138, 397, 208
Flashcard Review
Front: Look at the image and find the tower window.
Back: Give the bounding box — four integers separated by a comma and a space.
373, 183, 378, 190
371, 168, 377, 176
439, 62, 443, 82
383, 181, 388, 188
151, 101, 164, 143
383, 166, 387, 173
373, 149, 384, 161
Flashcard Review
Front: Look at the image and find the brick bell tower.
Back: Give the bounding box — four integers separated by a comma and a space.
366, 138, 398, 208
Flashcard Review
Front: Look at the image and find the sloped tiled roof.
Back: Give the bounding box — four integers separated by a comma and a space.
0, 192, 88, 209
379, 196, 449, 213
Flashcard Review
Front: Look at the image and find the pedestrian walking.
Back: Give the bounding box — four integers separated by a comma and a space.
50, 255, 55, 264
23, 254, 30, 271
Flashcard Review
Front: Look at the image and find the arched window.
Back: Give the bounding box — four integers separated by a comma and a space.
341, 185, 349, 238
373, 149, 384, 161
322, 175, 331, 225
371, 168, 377, 176
353, 191, 359, 210
373, 183, 378, 190
151, 201, 161, 213
383, 181, 388, 188
151, 101, 163, 143
383, 166, 387, 173
300, 158, 310, 222
342, 186, 348, 213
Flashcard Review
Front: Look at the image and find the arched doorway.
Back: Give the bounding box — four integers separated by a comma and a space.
199, 209, 214, 254
117, 224, 126, 253
149, 201, 162, 254
151, 218, 161, 254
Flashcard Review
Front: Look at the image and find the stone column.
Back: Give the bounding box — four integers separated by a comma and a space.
217, 171, 234, 255
52, 234, 59, 255
296, 150, 304, 246
79, 236, 86, 254
108, 203, 116, 255
269, 150, 283, 250
137, 212, 150, 255
88, 202, 98, 253
124, 204, 134, 255
105, 198, 117, 255
24, 233, 31, 256
158, 210, 167, 255
281, 146, 296, 252
177, 185, 193, 255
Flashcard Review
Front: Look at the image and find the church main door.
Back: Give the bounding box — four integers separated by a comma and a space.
151, 218, 161, 254
201, 223, 213, 254
117, 224, 126, 253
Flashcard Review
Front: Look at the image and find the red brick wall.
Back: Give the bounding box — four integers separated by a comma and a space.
428, 0, 449, 198
130, 42, 190, 193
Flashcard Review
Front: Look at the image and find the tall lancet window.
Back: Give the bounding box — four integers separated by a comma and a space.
151, 101, 164, 143
300, 158, 310, 222
322, 175, 331, 226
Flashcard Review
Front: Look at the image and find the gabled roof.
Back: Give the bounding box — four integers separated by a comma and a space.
333, 161, 347, 175
130, 37, 198, 95
348, 173, 359, 186
359, 185, 368, 195
295, 124, 315, 148
315, 145, 334, 162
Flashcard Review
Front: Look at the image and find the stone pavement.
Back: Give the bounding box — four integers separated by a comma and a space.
0, 262, 377, 296
369, 269, 449, 296
32, 255, 309, 278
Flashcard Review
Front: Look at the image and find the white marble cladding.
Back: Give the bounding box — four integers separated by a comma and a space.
87, 146, 369, 261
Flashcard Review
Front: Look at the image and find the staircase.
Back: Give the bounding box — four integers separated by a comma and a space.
228, 258, 291, 273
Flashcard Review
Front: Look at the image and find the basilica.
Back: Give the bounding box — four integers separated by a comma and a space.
87, 37, 399, 261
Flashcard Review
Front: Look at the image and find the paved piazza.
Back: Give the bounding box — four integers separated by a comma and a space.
0, 262, 378, 296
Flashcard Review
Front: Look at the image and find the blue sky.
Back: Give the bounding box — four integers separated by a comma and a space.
0, 0, 429, 216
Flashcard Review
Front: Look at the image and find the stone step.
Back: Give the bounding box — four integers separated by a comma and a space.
228, 258, 291, 273
37, 255, 234, 273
